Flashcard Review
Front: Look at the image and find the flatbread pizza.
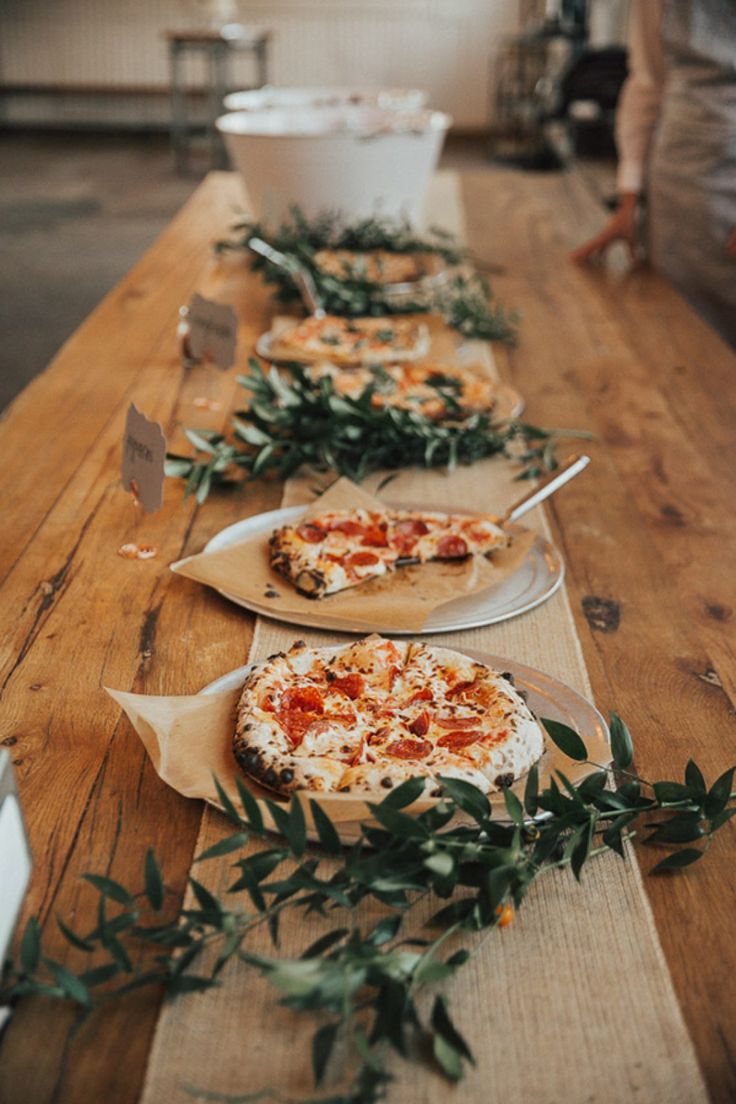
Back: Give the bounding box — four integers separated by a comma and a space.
269, 506, 509, 598
233, 636, 545, 798
270, 314, 430, 367
304, 361, 498, 420
313, 249, 442, 286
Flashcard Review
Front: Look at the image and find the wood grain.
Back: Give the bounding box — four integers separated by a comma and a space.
461, 169, 736, 1104
0, 168, 734, 1103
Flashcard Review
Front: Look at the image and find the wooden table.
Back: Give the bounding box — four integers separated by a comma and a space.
0, 170, 734, 1104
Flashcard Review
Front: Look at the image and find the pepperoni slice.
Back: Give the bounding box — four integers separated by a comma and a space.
408, 710, 430, 736
446, 679, 478, 699
345, 550, 380, 568
394, 518, 429, 538
297, 523, 326, 544
329, 519, 364, 536
410, 687, 434, 703
277, 710, 320, 748
435, 714, 481, 729
332, 673, 364, 700
437, 729, 482, 750
435, 535, 468, 560
360, 524, 389, 547
386, 738, 432, 759
281, 686, 324, 714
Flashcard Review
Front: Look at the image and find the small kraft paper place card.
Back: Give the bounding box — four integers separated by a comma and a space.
184, 293, 238, 370
121, 403, 166, 515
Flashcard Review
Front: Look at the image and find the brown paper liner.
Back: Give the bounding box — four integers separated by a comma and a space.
171, 476, 536, 633
106, 663, 611, 839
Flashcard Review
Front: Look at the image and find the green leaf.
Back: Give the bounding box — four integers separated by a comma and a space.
379, 776, 427, 809
684, 759, 706, 794
503, 788, 524, 827
189, 878, 222, 919
57, 916, 94, 952
287, 796, 307, 858
609, 713, 633, 770
79, 963, 120, 988
194, 833, 249, 863
309, 799, 342, 855
44, 959, 90, 1006
523, 764, 539, 817
705, 766, 735, 818
646, 815, 704, 844
710, 807, 736, 832
213, 775, 242, 826
431, 995, 474, 1062
235, 776, 264, 834
20, 916, 41, 974
653, 781, 698, 804
301, 929, 349, 959
144, 849, 165, 912
570, 818, 595, 881
542, 719, 588, 762
366, 915, 402, 947
438, 777, 490, 822
83, 874, 134, 906
433, 1034, 464, 1081
312, 1021, 339, 1085
424, 852, 454, 877
651, 848, 704, 874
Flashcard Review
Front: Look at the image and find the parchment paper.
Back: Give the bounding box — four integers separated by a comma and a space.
171, 476, 535, 632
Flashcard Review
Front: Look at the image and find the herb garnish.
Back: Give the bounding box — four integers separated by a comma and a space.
215, 208, 516, 343
165, 360, 589, 503
2, 718, 734, 1103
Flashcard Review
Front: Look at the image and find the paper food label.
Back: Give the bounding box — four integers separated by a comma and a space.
121, 403, 166, 514
187, 293, 237, 370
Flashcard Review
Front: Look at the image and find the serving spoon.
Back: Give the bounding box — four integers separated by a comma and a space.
248, 236, 326, 319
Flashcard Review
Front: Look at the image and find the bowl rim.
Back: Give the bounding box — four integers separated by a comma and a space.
216, 107, 453, 138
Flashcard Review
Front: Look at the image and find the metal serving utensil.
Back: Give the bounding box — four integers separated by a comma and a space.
501, 453, 590, 525
248, 236, 326, 318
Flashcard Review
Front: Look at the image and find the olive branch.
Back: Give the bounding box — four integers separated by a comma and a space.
2, 716, 734, 1103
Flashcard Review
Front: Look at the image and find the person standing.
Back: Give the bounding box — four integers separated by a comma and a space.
572, 0, 736, 348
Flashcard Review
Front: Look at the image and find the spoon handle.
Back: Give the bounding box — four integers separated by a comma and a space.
248, 237, 326, 318
503, 454, 590, 525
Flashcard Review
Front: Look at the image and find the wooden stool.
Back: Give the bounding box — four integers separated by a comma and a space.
166, 25, 270, 174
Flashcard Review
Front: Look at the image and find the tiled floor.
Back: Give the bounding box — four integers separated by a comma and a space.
0, 130, 612, 412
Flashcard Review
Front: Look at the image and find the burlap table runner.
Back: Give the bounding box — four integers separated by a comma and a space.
140, 176, 707, 1104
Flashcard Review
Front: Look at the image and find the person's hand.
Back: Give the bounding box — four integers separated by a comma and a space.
571, 192, 640, 264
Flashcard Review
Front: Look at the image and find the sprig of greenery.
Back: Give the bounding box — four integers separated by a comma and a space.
214, 208, 516, 342
3, 718, 734, 1103
166, 360, 588, 503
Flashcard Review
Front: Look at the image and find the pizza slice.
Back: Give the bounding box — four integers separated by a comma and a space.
304, 361, 498, 420
233, 636, 545, 799
269, 507, 509, 598
272, 315, 430, 367
312, 249, 439, 286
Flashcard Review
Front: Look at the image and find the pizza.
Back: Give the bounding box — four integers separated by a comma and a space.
304, 361, 497, 420
272, 314, 430, 367
269, 507, 509, 598
233, 635, 545, 798
313, 249, 440, 286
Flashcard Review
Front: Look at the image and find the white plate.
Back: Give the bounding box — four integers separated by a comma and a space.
201, 504, 563, 635
254, 331, 525, 419
201, 648, 610, 841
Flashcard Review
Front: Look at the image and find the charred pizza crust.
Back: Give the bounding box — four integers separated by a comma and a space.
233, 636, 544, 799
269, 507, 509, 598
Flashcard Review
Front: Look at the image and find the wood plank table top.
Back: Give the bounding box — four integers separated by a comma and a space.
0, 169, 734, 1104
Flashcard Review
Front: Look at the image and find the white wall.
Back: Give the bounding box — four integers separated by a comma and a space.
0, 0, 524, 128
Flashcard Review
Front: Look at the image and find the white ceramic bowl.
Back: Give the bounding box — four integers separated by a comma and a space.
222, 86, 428, 113
216, 106, 451, 225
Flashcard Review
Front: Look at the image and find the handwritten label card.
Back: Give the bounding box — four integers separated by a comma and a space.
186, 293, 238, 370
121, 403, 166, 514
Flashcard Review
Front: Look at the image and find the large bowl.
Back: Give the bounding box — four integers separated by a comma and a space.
223, 86, 429, 113
216, 106, 452, 225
